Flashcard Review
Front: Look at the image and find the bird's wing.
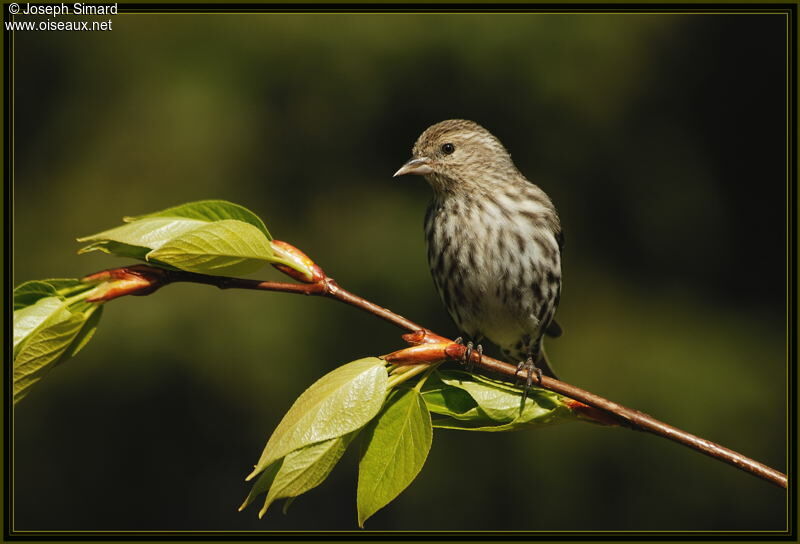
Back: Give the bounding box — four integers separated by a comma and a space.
556, 229, 565, 252
546, 227, 565, 339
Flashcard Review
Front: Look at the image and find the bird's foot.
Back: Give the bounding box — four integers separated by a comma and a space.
453, 337, 483, 372
515, 357, 543, 403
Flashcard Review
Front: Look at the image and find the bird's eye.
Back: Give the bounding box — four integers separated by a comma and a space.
441, 143, 455, 155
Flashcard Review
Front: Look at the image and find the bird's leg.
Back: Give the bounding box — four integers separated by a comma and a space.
514, 357, 542, 405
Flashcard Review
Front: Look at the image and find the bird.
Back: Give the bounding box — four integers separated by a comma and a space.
393, 119, 563, 386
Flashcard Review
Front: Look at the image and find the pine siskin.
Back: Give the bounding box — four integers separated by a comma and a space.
394, 119, 564, 384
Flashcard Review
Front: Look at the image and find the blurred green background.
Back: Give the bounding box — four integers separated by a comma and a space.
12, 12, 787, 532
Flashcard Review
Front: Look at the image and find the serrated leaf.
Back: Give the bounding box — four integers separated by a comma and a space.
420, 371, 482, 420
262, 433, 355, 516
431, 414, 570, 432
244, 432, 356, 518
124, 200, 271, 239
430, 370, 576, 431
14, 307, 89, 404
13, 292, 104, 404
77, 202, 288, 275
146, 220, 274, 276
78, 216, 208, 254
13, 297, 71, 349
357, 389, 432, 527
440, 374, 528, 422
13, 282, 59, 310
430, 418, 524, 432
248, 358, 388, 481
77, 240, 152, 260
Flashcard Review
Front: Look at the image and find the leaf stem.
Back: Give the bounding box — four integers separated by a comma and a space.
386, 365, 431, 390
57, 283, 96, 298
63, 287, 103, 306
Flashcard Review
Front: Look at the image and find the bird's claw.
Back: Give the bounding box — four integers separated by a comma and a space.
464, 343, 483, 372
515, 357, 543, 403
453, 337, 482, 372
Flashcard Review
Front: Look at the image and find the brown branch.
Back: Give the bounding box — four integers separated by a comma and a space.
84, 262, 788, 489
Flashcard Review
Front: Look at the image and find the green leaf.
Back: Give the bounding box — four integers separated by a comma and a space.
77, 217, 208, 255
427, 370, 577, 432
430, 418, 523, 432
248, 358, 388, 481
77, 201, 289, 276
13, 285, 105, 404
420, 371, 483, 420
13, 297, 71, 349
264, 434, 353, 513
64, 305, 103, 359
146, 219, 274, 276
440, 373, 530, 422
239, 459, 283, 515
13, 303, 95, 404
77, 240, 152, 261
124, 200, 271, 239
242, 432, 357, 518
41, 278, 92, 292
13, 279, 86, 310
357, 388, 432, 527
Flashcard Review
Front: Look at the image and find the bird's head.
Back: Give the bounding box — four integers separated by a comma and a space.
393, 119, 518, 194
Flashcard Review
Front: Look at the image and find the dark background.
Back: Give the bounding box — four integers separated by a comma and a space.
11, 11, 788, 532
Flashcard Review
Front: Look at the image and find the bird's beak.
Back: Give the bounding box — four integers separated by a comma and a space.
393, 157, 433, 177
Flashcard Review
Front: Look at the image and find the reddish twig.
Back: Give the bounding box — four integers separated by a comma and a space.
84, 260, 788, 489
